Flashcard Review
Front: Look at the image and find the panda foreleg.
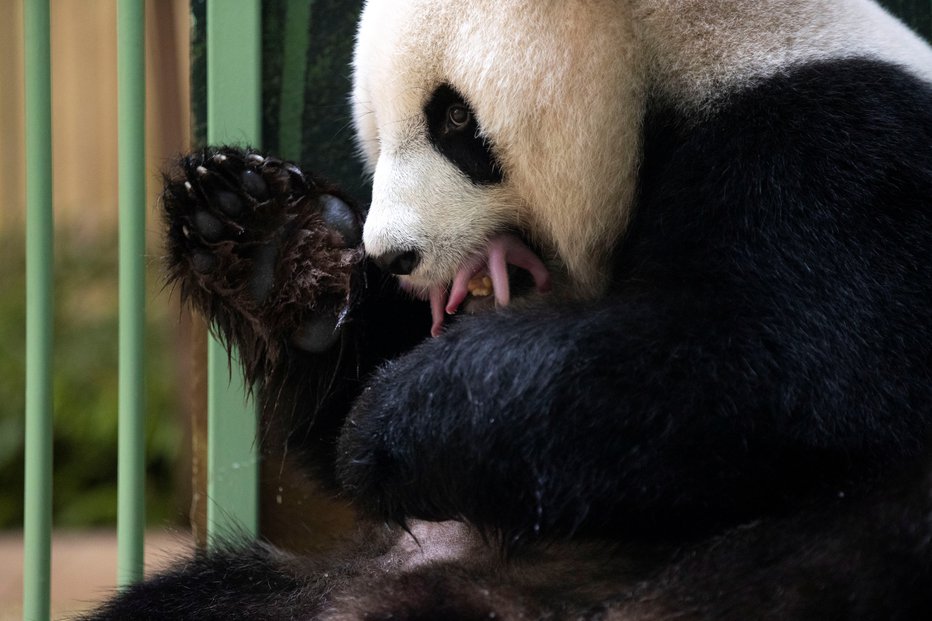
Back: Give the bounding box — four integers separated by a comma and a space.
335, 289, 928, 545
160, 146, 430, 483
79, 543, 322, 620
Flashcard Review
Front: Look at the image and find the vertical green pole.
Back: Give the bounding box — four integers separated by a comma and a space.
205, 0, 261, 548
116, 0, 146, 588
277, 0, 311, 161
22, 1, 53, 619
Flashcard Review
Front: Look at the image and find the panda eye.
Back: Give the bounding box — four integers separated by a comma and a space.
424, 84, 503, 184
446, 104, 471, 130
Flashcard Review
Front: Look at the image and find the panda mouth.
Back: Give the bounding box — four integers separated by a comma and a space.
426, 232, 552, 337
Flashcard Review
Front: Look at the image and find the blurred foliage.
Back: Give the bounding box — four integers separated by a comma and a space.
0, 225, 185, 529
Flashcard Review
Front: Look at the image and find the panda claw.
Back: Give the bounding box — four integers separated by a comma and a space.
196, 165, 209, 177
285, 163, 305, 181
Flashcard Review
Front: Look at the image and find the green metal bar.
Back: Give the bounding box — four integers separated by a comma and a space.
205, 0, 261, 548
22, 1, 53, 619
278, 0, 312, 160
116, 0, 147, 588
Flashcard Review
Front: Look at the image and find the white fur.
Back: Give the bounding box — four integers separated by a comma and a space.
354, 0, 643, 296
353, 0, 932, 297
639, 0, 932, 108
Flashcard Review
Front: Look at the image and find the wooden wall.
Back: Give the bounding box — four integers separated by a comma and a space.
0, 0, 190, 239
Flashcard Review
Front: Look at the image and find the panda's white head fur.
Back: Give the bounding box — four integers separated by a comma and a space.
638, 0, 932, 108
353, 0, 645, 302
353, 0, 932, 305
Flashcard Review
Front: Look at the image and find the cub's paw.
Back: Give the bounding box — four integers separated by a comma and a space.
162, 146, 365, 371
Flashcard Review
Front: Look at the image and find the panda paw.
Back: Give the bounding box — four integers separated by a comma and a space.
336, 329, 550, 545
162, 146, 365, 370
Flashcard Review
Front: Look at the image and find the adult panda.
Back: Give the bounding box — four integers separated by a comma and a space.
86, 0, 932, 619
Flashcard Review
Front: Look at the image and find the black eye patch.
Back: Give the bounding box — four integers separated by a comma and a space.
424, 84, 504, 185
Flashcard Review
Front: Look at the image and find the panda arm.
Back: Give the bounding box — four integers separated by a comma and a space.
159, 147, 431, 487
338, 289, 925, 542
336, 59, 932, 542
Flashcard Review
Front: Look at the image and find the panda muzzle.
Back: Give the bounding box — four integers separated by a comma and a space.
428, 232, 552, 337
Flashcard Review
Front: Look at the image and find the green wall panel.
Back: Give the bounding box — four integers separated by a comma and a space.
192, 0, 365, 197
881, 0, 932, 40
190, 0, 930, 185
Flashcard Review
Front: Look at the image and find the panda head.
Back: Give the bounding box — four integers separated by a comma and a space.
352, 0, 646, 328
353, 0, 932, 332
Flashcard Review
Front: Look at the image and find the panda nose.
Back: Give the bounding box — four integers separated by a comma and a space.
373, 249, 421, 275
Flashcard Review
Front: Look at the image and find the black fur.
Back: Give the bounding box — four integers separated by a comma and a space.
424, 83, 504, 185
83, 59, 932, 619
159, 146, 428, 486
338, 58, 932, 543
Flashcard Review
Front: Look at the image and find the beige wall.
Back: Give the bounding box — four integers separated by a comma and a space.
0, 0, 191, 239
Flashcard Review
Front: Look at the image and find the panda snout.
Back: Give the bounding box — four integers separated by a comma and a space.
372, 248, 421, 275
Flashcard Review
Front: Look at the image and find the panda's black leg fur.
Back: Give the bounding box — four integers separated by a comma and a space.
337, 292, 930, 546
79, 543, 322, 621
164, 147, 362, 482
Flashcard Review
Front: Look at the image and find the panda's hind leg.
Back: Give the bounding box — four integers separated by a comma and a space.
161, 146, 365, 381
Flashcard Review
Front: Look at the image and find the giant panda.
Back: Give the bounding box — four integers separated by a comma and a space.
85, 0, 932, 619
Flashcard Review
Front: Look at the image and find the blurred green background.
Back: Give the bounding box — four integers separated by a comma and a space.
0, 228, 183, 528
0, 0, 368, 531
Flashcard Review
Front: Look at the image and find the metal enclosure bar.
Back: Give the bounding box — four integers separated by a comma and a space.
205, 0, 261, 547
22, 0, 54, 619
116, 0, 147, 588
